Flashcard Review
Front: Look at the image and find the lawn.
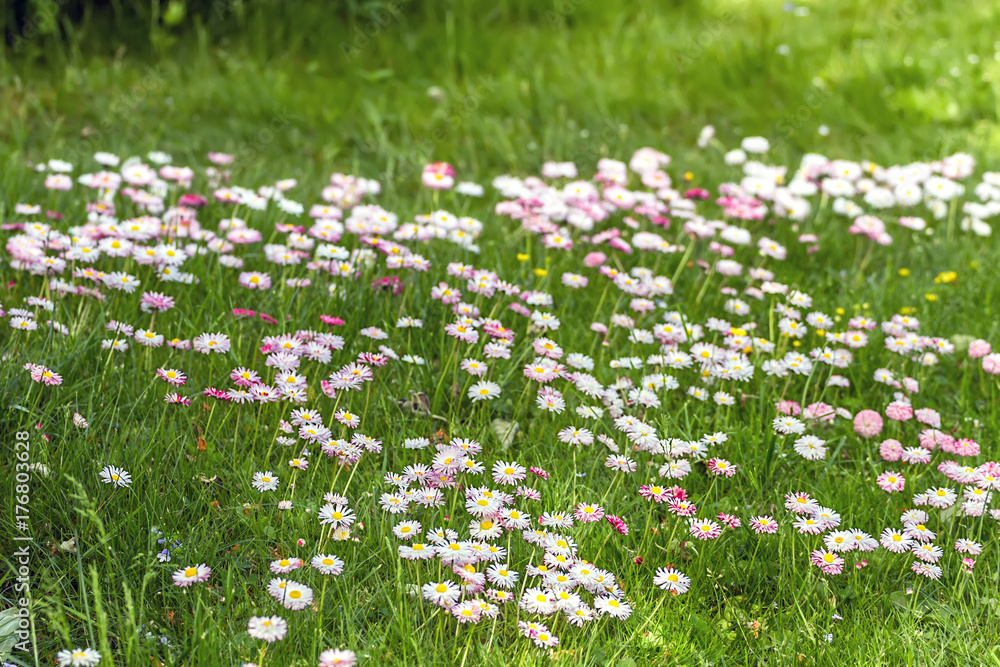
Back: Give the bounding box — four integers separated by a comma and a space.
3, 1, 1000, 665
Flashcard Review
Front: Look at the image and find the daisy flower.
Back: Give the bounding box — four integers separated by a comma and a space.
606, 515, 629, 535
239, 272, 272, 289
392, 521, 422, 540
912, 543, 944, 563
772, 416, 805, 435
155, 367, 187, 385
792, 516, 824, 535
911, 562, 942, 580
172, 564, 211, 587
653, 567, 691, 594
594, 596, 632, 619
532, 630, 560, 648
193, 332, 231, 354
99, 465, 132, 488
904, 522, 936, 542
876, 471, 905, 492
423, 580, 461, 607
134, 329, 164, 347
468, 381, 501, 401
399, 543, 435, 560
460, 358, 488, 376
318, 504, 356, 528
492, 461, 527, 485
824, 531, 855, 553
486, 564, 520, 589
638, 485, 672, 503
280, 582, 314, 610
793, 435, 827, 460
853, 410, 884, 438
605, 455, 637, 473
926, 487, 957, 508
247, 615, 288, 642
312, 555, 344, 577
669, 498, 698, 517
784, 492, 819, 514
813, 507, 842, 530
879, 529, 913, 553
333, 409, 360, 428
56, 648, 103, 666
749, 516, 778, 534
252, 471, 279, 492
810, 550, 845, 575
689, 519, 722, 540
954, 539, 982, 555
318, 649, 358, 667
270, 557, 304, 574
706, 458, 737, 477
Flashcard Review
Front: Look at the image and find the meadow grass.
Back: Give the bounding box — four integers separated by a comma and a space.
2, 1, 1000, 666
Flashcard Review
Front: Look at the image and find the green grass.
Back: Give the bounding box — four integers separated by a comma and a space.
4, 0, 1000, 178
2, 1, 1000, 666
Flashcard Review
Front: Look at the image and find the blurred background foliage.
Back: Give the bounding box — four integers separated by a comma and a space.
1, 0, 1000, 191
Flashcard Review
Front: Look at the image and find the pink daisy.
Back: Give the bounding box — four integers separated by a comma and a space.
605, 515, 629, 535
810, 550, 844, 575
876, 470, 905, 492
156, 368, 187, 386
706, 458, 737, 477
239, 271, 272, 289
885, 401, 913, 422
689, 519, 722, 540
853, 410, 884, 438
879, 439, 904, 462
749, 516, 778, 534
982, 353, 1000, 374
968, 339, 991, 358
